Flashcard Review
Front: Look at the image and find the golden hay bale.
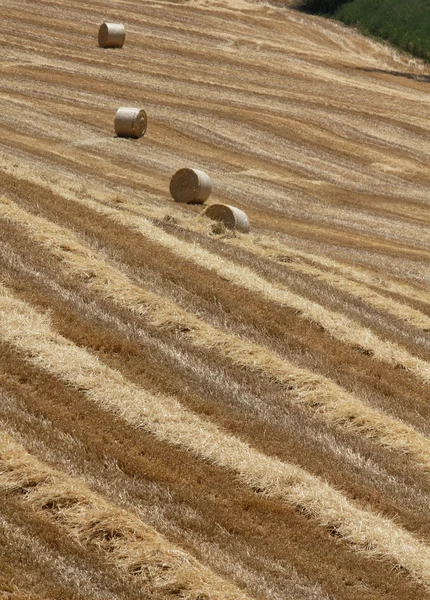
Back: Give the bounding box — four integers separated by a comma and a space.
169, 168, 212, 204
205, 204, 250, 233
98, 22, 126, 48
114, 108, 147, 139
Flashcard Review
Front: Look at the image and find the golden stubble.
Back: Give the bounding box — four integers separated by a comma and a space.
3, 192, 428, 382
1, 283, 430, 587
222, 232, 430, 329
0, 431, 251, 600
3, 156, 430, 310
1, 197, 430, 472
99, 207, 430, 382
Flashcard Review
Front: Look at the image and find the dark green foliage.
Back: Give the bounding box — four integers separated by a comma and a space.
336, 0, 430, 60
297, 0, 430, 61
297, 0, 351, 14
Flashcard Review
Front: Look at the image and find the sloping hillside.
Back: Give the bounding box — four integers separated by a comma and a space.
1, 1, 430, 599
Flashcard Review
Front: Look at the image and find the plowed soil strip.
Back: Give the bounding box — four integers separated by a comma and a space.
2, 197, 430, 472
1, 283, 430, 587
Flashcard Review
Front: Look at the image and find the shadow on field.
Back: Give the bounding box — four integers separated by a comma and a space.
358, 67, 430, 83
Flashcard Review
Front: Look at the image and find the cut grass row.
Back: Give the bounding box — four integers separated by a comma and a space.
2, 197, 430, 472
0, 431, 250, 600
1, 283, 430, 587
17, 189, 430, 382
4, 155, 429, 317
2, 182, 429, 384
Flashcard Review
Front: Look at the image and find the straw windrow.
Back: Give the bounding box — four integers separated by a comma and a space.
1, 282, 430, 587
8, 192, 427, 382
1, 197, 430, 471
1, 1, 429, 595
0, 431, 251, 600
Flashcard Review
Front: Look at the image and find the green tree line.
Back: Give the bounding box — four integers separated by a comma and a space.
297, 0, 349, 14
297, 0, 430, 61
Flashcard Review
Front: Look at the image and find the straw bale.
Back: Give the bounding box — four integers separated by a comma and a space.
98, 22, 125, 48
114, 107, 147, 139
205, 204, 250, 233
170, 168, 212, 203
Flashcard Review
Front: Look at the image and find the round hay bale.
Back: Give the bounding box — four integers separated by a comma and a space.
169, 168, 212, 204
205, 204, 250, 233
114, 107, 147, 139
98, 22, 126, 48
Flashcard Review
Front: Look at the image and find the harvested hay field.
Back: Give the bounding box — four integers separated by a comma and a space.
1, 0, 430, 599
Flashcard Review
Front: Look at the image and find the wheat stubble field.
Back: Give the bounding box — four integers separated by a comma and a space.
1, 0, 430, 598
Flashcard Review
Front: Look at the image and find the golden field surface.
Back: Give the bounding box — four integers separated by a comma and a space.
1, 0, 430, 598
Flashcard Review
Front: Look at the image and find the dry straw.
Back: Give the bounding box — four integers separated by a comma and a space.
1, 197, 430, 473
114, 108, 147, 139
98, 22, 126, 48
205, 204, 250, 233
90, 199, 430, 383
225, 234, 430, 330
170, 168, 212, 203
31, 190, 428, 382
0, 432, 249, 600
39, 163, 429, 328
1, 284, 430, 587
